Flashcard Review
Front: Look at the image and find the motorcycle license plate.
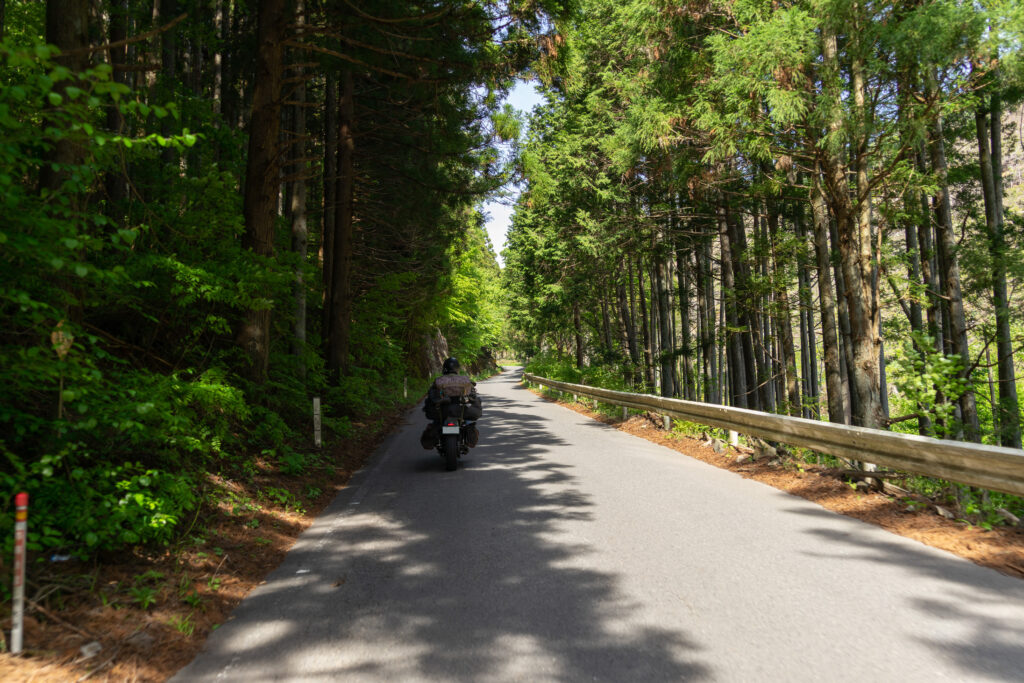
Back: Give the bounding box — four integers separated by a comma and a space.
442, 424, 459, 435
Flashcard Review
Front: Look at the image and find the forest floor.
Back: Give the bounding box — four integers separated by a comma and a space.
3, 386, 1023, 682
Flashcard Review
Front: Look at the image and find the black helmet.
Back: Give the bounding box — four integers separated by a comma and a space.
442, 357, 460, 375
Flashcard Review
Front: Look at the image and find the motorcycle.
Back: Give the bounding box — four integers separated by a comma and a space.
435, 395, 480, 471
422, 391, 481, 471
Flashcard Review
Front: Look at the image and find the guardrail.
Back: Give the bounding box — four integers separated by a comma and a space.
522, 373, 1024, 498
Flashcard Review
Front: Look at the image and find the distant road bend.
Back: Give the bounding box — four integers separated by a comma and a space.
174, 367, 1024, 682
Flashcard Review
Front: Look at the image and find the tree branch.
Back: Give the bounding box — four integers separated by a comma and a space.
62, 14, 188, 57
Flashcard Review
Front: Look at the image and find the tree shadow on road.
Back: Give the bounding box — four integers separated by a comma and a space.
783, 505, 1024, 680
175, 370, 710, 681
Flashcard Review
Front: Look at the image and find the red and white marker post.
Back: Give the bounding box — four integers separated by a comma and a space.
11, 492, 28, 654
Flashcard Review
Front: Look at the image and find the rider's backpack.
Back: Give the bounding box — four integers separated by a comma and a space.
434, 374, 474, 397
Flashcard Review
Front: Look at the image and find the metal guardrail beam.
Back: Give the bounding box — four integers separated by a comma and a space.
523, 373, 1024, 498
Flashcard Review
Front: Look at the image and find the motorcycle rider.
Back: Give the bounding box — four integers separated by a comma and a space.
420, 357, 481, 449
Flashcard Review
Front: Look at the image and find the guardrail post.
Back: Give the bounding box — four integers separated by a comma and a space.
729, 430, 739, 447
663, 415, 671, 431
313, 397, 322, 449
621, 406, 628, 421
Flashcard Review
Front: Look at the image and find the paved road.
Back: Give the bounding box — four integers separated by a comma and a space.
174, 368, 1024, 682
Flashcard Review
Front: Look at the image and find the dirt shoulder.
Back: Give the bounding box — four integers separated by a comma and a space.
544, 391, 1024, 580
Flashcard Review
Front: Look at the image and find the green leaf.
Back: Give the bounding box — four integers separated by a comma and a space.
74, 265, 88, 277
47, 92, 63, 106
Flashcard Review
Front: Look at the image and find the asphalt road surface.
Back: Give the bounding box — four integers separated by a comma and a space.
173, 368, 1024, 682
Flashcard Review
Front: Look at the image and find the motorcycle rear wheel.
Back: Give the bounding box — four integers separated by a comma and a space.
442, 434, 459, 471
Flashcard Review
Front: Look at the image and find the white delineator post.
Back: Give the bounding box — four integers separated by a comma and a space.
313, 397, 322, 448
729, 430, 739, 447
12, 492, 28, 654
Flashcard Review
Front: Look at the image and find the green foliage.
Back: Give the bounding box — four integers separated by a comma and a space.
168, 613, 196, 636
127, 570, 165, 610
889, 333, 971, 438
0, 39, 257, 559
525, 350, 632, 393
258, 486, 304, 513
670, 420, 720, 440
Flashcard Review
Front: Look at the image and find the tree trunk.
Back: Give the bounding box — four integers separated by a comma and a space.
600, 289, 613, 356
616, 276, 634, 383
718, 203, 746, 408
702, 237, 718, 404
637, 256, 654, 391
694, 244, 709, 403
928, 78, 980, 441
40, 0, 90, 194
750, 210, 771, 411
321, 74, 338, 337
327, 69, 355, 377
879, 314, 889, 418
810, 162, 846, 424
237, 0, 286, 382
818, 23, 883, 430
900, 131, 931, 434
650, 262, 660, 391
104, 0, 129, 205
976, 96, 1021, 447
159, 0, 178, 166
767, 202, 799, 416
617, 260, 639, 369
794, 203, 818, 418
757, 212, 776, 413
676, 246, 695, 400
655, 233, 675, 398
221, 1, 238, 126
727, 206, 758, 409
289, 1, 308, 370
212, 0, 223, 112
718, 288, 728, 406
626, 257, 642, 387
573, 301, 585, 369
